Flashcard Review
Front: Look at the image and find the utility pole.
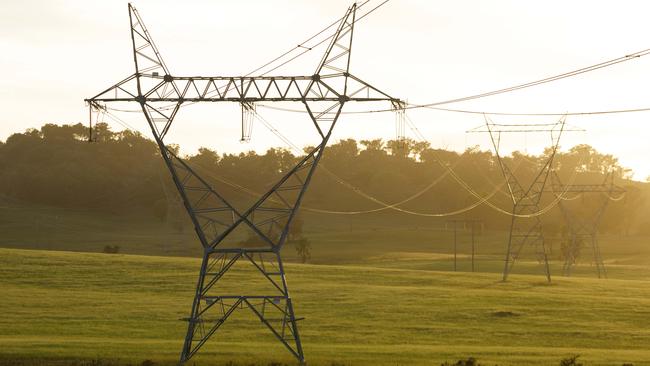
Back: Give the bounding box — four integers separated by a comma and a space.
454, 220, 457, 271
446, 219, 459, 271
471, 221, 475, 272
446, 219, 482, 272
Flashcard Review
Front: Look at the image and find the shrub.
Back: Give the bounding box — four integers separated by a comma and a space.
560, 355, 582, 366
441, 357, 479, 366
102, 245, 120, 254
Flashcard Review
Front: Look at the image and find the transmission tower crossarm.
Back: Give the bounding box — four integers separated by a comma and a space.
85, 74, 399, 104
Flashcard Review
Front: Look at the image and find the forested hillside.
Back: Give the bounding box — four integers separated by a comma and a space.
0, 122, 647, 236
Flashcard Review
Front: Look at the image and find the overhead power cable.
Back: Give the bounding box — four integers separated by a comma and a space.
243, 0, 371, 77
414, 106, 650, 117
98, 0, 609, 218
607, 192, 627, 201
105, 97, 585, 219
256, 102, 650, 117
255, 47, 650, 116
105, 20, 650, 118
255, 107, 583, 218
162, 0, 391, 111
251, 109, 517, 216
407, 48, 650, 109
103, 109, 138, 132
403, 113, 585, 218
252, 0, 390, 77
253, 108, 556, 217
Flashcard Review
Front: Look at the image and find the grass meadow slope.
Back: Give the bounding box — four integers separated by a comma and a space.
2, 248, 650, 366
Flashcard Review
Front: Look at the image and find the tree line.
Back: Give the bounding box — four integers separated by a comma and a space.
0, 122, 646, 235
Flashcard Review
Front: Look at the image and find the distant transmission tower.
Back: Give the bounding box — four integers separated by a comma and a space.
85, 3, 401, 364
469, 116, 570, 282
551, 171, 625, 278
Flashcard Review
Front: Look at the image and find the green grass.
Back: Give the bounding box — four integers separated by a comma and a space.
0, 204, 201, 257
2, 248, 650, 365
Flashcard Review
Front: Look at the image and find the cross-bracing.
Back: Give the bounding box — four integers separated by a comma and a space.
85, 3, 402, 364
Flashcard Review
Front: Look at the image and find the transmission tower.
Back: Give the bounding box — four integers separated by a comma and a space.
85, 4, 401, 364
475, 116, 568, 282
550, 171, 625, 278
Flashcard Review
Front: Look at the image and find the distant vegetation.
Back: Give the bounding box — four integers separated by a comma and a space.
103, 245, 120, 254
0, 122, 645, 236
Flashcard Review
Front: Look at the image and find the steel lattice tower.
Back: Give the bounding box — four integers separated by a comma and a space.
85, 4, 401, 364
550, 171, 625, 278
481, 117, 567, 282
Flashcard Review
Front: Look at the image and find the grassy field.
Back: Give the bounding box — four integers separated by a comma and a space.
2, 248, 650, 366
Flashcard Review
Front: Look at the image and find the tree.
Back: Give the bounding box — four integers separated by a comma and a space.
385, 138, 416, 158
559, 228, 583, 265
293, 237, 311, 263
559, 355, 582, 366
288, 213, 304, 241
0, 126, 642, 238
360, 138, 385, 153
411, 141, 431, 160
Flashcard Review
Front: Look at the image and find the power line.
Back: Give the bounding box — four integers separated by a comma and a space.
257, 101, 650, 117
408, 48, 650, 109
251, 109, 513, 216
256, 47, 650, 116
103, 109, 138, 132
101, 82, 589, 218
162, 0, 391, 111
105, 100, 585, 219
243, 0, 371, 76
253, 106, 573, 218
420, 106, 650, 117
105, 20, 650, 119
256, 102, 650, 117
403, 113, 585, 218
96, 1, 616, 219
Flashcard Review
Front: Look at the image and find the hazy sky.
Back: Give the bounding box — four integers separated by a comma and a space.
2, 0, 650, 180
